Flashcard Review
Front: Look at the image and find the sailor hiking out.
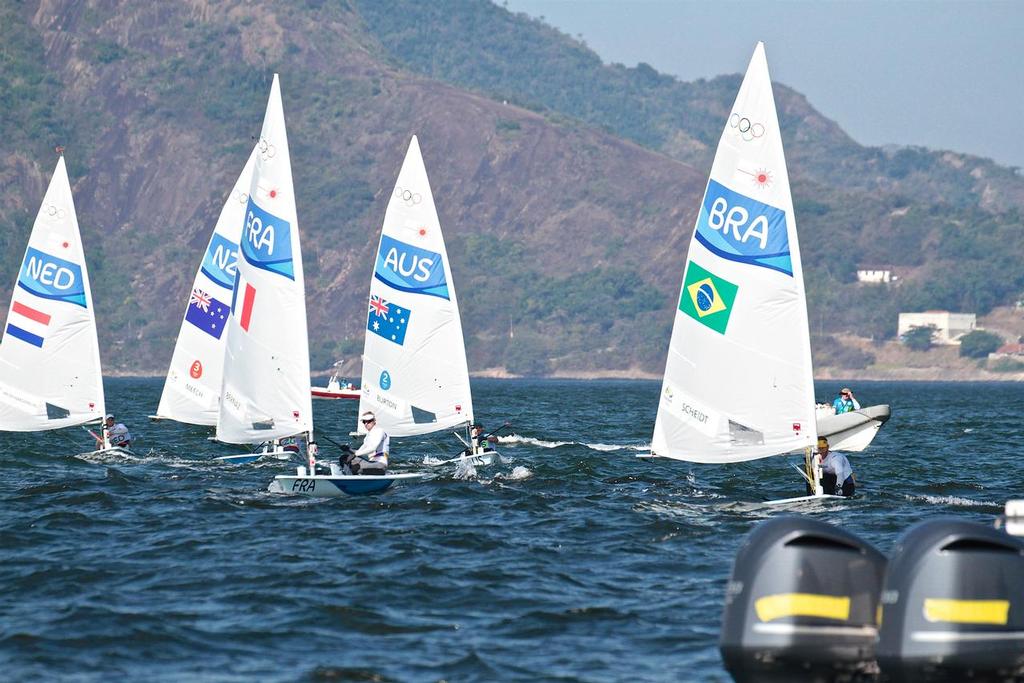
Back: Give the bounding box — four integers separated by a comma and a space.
341, 411, 389, 475
468, 423, 498, 456
99, 414, 132, 449
817, 436, 855, 497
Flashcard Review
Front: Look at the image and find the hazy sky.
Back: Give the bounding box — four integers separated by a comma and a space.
503, 0, 1023, 169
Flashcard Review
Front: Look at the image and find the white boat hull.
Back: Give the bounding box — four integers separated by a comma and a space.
816, 404, 891, 452
216, 447, 296, 464
272, 472, 427, 497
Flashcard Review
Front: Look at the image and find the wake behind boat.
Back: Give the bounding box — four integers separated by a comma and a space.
645, 42, 845, 503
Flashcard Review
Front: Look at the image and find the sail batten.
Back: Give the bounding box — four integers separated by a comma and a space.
0, 156, 105, 431
155, 147, 256, 425
357, 136, 474, 437
216, 74, 313, 444
652, 42, 816, 464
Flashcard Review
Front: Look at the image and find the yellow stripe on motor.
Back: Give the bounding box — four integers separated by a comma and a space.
923, 599, 1010, 625
755, 593, 851, 622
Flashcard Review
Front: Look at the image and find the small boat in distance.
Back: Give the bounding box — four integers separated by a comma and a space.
311, 373, 359, 400
646, 42, 840, 503
0, 153, 126, 456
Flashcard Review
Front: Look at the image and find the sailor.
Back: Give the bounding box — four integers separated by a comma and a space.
831, 387, 860, 414
469, 423, 497, 455
341, 411, 388, 475
101, 414, 132, 449
818, 437, 855, 497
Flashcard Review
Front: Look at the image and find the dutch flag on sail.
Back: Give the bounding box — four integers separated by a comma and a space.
5, 300, 51, 348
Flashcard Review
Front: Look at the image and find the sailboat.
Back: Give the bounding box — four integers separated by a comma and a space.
648, 42, 839, 503
151, 146, 262, 462
0, 154, 125, 455
355, 135, 496, 468
214, 74, 315, 463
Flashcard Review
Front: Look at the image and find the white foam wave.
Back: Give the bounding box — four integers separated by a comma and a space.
499, 466, 532, 480
497, 434, 571, 448
453, 459, 478, 480
497, 434, 649, 452
905, 493, 990, 507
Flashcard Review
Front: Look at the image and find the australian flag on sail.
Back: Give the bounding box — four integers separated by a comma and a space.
185, 288, 229, 339
366, 294, 410, 346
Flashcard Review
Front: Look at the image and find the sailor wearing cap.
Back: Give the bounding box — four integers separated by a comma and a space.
341, 411, 389, 475
831, 387, 860, 414
469, 423, 497, 455
101, 413, 132, 449
817, 436, 855, 497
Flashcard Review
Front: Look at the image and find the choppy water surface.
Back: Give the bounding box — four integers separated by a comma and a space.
1, 379, 1021, 681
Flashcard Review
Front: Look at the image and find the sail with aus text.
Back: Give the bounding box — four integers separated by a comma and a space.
357, 136, 474, 437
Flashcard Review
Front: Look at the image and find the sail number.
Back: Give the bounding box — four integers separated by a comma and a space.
25, 254, 77, 290
705, 196, 770, 249
246, 211, 277, 255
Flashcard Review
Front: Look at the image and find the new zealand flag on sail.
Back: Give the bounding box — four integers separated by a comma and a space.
185, 288, 229, 339
366, 295, 410, 346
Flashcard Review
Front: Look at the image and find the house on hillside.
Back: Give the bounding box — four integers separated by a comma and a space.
856, 266, 898, 284
989, 343, 1024, 360
897, 311, 976, 345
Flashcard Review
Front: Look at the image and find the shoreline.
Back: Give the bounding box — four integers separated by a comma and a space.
103, 368, 1024, 382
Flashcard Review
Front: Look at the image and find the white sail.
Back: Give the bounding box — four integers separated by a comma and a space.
357, 136, 474, 437
216, 74, 313, 444
155, 147, 257, 425
651, 42, 816, 463
0, 156, 105, 431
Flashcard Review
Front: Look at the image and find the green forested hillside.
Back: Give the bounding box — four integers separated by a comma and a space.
357, 0, 1024, 346
0, 0, 1021, 377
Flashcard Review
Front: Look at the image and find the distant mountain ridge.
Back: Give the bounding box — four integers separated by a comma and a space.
0, 0, 1021, 377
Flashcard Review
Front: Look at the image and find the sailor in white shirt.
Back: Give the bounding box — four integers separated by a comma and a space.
817, 436, 855, 497
342, 411, 389, 475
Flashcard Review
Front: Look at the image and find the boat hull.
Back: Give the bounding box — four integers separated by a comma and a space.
272, 473, 426, 497
816, 404, 891, 452
311, 387, 360, 400
216, 447, 295, 464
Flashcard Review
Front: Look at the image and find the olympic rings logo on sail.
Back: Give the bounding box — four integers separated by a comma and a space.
394, 186, 422, 206
729, 113, 765, 142
233, 190, 249, 205
258, 137, 277, 161
44, 204, 67, 221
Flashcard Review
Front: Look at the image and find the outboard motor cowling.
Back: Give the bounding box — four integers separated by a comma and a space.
720, 516, 886, 682
876, 518, 1024, 682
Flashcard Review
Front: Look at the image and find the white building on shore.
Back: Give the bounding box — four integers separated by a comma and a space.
898, 311, 977, 345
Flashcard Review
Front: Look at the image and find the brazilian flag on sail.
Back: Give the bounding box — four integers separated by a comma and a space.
678, 261, 738, 335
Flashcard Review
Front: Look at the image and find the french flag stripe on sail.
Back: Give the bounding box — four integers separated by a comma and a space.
231, 271, 257, 332
240, 284, 255, 331
6, 300, 51, 347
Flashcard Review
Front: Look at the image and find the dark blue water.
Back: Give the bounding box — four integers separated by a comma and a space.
1, 379, 1020, 681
